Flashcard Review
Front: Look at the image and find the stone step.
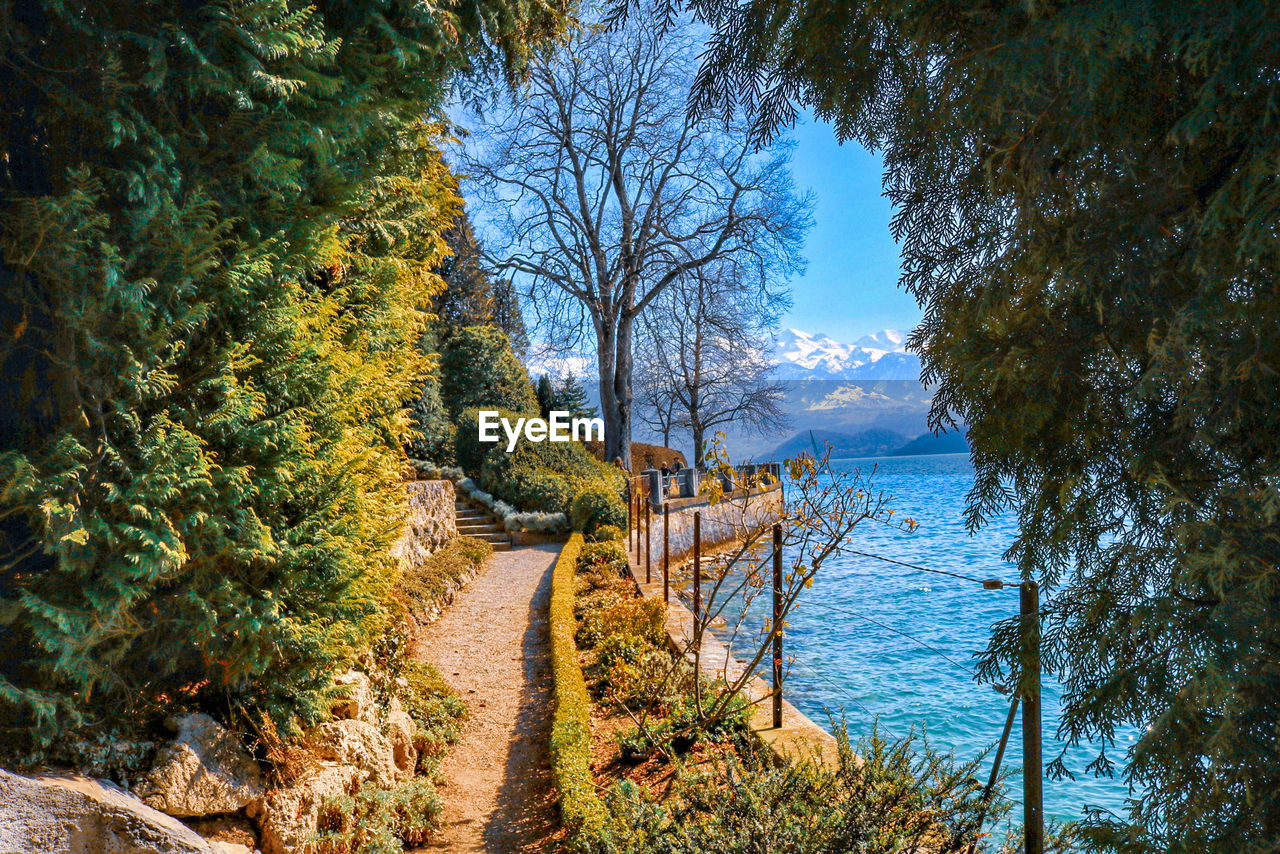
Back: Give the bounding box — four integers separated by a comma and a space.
472, 531, 512, 544
491, 541, 513, 552
455, 509, 489, 519
458, 524, 504, 535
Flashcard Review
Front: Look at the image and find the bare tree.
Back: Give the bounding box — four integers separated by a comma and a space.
638, 260, 790, 463
463, 12, 809, 465
633, 344, 681, 449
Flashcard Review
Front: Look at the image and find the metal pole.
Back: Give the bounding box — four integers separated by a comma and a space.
662, 504, 670, 603
1021, 581, 1044, 854
645, 501, 651, 583
693, 511, 701, 652
772, 522, 783, 729
626, 479, 633, 552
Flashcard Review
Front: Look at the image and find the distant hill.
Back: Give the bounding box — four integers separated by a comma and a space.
773, 428, 908, 460
888, 431, 969, 456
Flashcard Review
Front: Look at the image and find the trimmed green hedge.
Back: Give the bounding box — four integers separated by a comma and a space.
548, 534, 614, 852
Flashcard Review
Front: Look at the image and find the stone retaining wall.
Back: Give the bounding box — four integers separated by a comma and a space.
393, 479, 456, 569
636, 484, 784, 572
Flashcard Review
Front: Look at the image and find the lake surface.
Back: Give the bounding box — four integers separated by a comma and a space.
725, 453, 1138, 826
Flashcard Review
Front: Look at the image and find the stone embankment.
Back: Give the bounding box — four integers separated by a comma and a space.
0, 478, 466, 854
0, 673, 420, 854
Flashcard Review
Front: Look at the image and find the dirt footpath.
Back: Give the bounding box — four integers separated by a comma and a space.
412, 544, 561, 853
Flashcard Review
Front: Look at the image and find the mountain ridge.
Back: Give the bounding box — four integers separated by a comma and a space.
772, 327, 922, 381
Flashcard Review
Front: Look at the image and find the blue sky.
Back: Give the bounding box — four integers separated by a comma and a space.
782, 113, 922, 341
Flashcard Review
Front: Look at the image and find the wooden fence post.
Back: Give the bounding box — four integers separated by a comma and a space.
693, 511, 701, 652
772, 522, 783, 729
662, 504, 670, 603
645, 501, 651, 583
1021, 581, 1044, 854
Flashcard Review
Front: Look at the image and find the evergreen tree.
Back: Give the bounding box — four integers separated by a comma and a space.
536, 374, 557, 418
554, 374, 598, 420
490, 277, 530, 359
0, 0, 567, 759
433, 213, 496, 336
663, 0, 1280, 849
439, 326, 538, 418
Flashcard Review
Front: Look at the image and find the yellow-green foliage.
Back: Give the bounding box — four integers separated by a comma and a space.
576, 596, 666, 651
313, 777, 442, 854
398, 659, 468, 771
0, 0, 570, 762
549, 534, 614, 852
590, 524, 623, 543
397, 536, 492, 613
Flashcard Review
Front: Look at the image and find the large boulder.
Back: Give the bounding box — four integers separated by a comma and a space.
134, 714, 265, 818
0, 768, 214, 854
247, 763, 361, 854
306, 719, 397, 789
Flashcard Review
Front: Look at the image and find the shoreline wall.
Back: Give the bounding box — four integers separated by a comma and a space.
637, 484, 784, 572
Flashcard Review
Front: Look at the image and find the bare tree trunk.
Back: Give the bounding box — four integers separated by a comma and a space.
597, 321, 627, 466
613, 311, 635, 468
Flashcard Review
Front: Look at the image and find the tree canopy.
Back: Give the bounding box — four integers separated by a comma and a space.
464, 9, 809, 465
643, 0, 1280, 849
0, 0, 567, 759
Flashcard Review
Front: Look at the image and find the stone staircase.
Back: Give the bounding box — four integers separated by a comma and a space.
454, 496, 513, 551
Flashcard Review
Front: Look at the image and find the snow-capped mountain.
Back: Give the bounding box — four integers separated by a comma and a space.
772, 328, 921, 381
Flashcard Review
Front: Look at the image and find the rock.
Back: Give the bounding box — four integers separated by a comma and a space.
382, 697, 418, 781
306, 720, 397, 789
330, 671, 371, 721
249, 763, 360, 854
208, 844, 253, 854
184, 815, 257, 851
0, 768, 214, 854
135, 713, 265, 818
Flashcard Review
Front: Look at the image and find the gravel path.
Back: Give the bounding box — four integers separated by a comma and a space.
412, 544, 560, 854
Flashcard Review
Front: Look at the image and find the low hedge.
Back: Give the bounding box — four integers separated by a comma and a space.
548, 534, 614, 852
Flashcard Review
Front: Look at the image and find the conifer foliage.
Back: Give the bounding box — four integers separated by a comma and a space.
0, 0, 566, 760
656, 0, 1280, 849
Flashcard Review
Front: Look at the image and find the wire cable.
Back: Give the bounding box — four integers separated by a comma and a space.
800, 599, 978, 677
843, 548, 1014, 589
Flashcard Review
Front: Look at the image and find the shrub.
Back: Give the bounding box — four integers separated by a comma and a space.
454, 408, 622, 518
596, 633, 652, 670
571, 484, 626, 535
579, 540, 628, 576
397, 537, 491, 613
577, 595, 665, 650
602, 728, 1012, 854
313, 777, 443, 854
491, 463, 574, 515
399, 659, 467, 767
603, 650, 691, 714
591, 524, 623, 542
548, 535, 614, 850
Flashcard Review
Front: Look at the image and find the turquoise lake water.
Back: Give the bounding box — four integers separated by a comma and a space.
729, 453, 1138, 826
